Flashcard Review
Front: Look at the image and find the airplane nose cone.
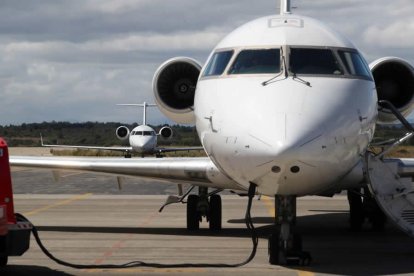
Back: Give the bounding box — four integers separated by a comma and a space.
204, 113, 327, 195
130, 137, 152, 153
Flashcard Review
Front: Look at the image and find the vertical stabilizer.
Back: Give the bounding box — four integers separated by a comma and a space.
280, 0, 291, 15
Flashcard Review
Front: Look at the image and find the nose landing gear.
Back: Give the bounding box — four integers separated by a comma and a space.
268, 196, 312, 266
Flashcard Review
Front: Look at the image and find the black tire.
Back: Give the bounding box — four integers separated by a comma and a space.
187, 195, 200, 231
365, 198, 387, 231
0, 255, 8, 267
347, 189, 364, 231
209, 194, 222, 231
292, 233, 302, 252
268, 233, 280, 265
371, 210, 387, 231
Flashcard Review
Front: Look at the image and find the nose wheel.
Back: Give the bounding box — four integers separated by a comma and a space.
268, 196, 312, 266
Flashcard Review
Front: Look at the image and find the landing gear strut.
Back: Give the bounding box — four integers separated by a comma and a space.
347, 187, 386, 231
186, 187, 222, 231
347, 188, 364, 231
268, 196, 311, 265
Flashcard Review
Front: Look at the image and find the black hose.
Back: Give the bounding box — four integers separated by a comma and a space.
14, 183, 258, 269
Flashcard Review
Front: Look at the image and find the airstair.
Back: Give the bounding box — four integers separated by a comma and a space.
365, 154, 414, 236
364, 100, 414, 236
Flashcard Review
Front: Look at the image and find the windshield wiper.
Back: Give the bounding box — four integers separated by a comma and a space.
262, 47, 288, 86
292, 73, 312, 87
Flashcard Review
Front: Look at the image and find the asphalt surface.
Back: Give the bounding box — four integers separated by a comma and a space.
2, 166, 414, 275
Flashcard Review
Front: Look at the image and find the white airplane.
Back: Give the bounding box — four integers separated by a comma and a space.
10, 0, 414, 266
41, 102, 203, 157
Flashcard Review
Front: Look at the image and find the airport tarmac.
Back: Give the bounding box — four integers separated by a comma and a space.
3, 166, 414, 275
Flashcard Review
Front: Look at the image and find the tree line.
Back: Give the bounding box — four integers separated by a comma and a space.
0, 121, 201, 147
0, 121, 411, 147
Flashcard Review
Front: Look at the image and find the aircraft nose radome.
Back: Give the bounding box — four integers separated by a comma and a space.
246, 113, 325, 158
205, 113, 329, 196
130, 137, 151, 151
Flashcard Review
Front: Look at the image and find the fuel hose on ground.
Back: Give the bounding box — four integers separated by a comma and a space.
15, 183, 259, 269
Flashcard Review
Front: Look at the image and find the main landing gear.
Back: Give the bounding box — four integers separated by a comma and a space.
186, 187, 222, 231
347, 187, 386, 231
268, 196, 312, 266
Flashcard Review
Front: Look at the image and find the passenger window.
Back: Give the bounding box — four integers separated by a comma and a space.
229, 49, 280, 74
203, 50, 234, 77
338, 51, 372, 78
290, 48, 343, 75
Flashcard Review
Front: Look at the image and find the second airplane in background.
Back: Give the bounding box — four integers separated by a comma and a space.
41, 102, 204, 157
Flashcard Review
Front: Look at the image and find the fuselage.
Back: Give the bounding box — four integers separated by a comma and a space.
194, 14, 378, 196
129, 125, 157, 154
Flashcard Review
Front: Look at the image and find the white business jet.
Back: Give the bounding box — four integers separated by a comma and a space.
41, 102, 203, 157
10, 0, 414, 266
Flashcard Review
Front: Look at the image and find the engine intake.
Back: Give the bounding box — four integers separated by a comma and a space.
159, 126, 173, 139
153, 57, 201, 124
116, 126, 130, 141
370, 57, 414, 123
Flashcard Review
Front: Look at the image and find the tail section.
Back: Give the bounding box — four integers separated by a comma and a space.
117, 102, 157, 125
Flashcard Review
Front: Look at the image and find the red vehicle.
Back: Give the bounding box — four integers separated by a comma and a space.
0, 138, 32, 266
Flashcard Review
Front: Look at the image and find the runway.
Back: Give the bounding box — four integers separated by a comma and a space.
3, 169, 414, 275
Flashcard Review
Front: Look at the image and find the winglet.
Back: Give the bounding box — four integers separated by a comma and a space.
40, 133, 44, 146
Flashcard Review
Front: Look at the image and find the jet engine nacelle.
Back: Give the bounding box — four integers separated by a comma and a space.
153, 57, 202, 124
370, 57, 414, 123
115, 126, 130, 141
159, 126, 173, 139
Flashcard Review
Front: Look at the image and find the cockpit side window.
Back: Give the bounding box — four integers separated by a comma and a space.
229, 49, 280, 74
203, 50, 234, 77
289, 48, 343, 75
338, 51, 372, 79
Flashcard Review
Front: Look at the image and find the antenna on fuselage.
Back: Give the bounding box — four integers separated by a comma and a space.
280, 0, 292, 15
116, 102, 157, 125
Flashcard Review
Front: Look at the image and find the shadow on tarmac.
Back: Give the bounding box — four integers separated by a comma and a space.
33, 212, 414, 275
0, 265, 72, 276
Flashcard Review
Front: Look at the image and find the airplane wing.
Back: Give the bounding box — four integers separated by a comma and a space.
40, 135, 132, 153
155, 146, 204, 153
41, 144, 133, 153
9, 156, 242, 191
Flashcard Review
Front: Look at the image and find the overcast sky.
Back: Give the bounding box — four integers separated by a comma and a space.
1, 0, 413, 126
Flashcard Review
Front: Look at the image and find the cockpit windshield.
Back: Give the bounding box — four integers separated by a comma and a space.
203, 50, 234, 77
289, 48, 343, 75
338, 50, 372, 78
132, 131, 155, 136
200, 46, 372, 80
229, 49, 280, 74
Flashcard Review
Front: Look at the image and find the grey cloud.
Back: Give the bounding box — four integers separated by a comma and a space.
0, 0, 274, 42
1, 0, 414, 125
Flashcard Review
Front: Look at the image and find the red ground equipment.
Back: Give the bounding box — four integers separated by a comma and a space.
0, 138, 32, 266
